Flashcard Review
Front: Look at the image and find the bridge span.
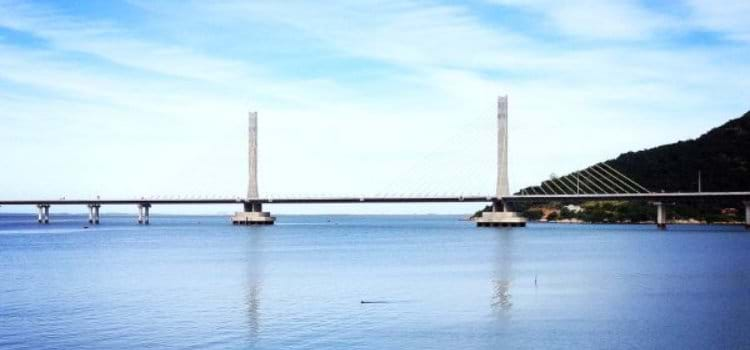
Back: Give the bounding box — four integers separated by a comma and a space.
2, 97, 748, 229
1, 192, 748, 228
3, 192, 749, 206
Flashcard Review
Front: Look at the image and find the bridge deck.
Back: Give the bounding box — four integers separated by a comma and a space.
0, 192, 748, 205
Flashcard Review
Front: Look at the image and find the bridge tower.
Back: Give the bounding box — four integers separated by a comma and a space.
232, 112, 275, 225
476, 96, 527, 227
496, 95, 510, 198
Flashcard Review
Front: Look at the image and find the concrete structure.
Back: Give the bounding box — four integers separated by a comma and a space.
137, 203, 151, 225
476, 201, 526, 227
496, 95, 510, 198
745, 201, 750, 229
655, 202, 667, 229
247, 112, 259, 199
475, 95, 527, 227
87, 203, 100, 224
232, 202, 275, 225
2, 193, 749, 227
36, 204, 49, 224
232, 112, 275, 225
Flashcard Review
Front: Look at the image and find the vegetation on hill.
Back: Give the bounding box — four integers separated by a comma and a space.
515, 110, 750, 223
607, 110, 750, 193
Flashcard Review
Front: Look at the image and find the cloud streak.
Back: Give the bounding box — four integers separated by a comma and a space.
0, 0, 748, 213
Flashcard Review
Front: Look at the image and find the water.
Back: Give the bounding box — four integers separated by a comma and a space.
1, 214, 749, 349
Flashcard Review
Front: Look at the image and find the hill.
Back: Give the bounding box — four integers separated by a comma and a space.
517, 110, 750, 223
607, 110, 750, 193
520, 110, 750, 194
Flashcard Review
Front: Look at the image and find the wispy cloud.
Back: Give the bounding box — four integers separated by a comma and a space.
0, 0, 748, 213
686, 0, 750, 42
488, 0, 678, 40
0, 0, 255, 82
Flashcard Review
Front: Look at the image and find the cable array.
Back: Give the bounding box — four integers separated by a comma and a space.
518, 162, 650, 195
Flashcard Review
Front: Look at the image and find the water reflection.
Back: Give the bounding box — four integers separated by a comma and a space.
492, 231, 514, 312
244, 231, 264, 340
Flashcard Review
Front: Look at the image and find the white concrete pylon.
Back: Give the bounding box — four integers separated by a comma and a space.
655, 202, 667, 229
496, 95, 510, 198
37, 205, 44, 223
248, 112, 259, 199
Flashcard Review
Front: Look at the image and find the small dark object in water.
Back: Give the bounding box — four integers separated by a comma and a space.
360, 300, 389, 304
83, 226, 89, 229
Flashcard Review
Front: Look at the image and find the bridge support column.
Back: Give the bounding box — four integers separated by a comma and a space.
87, 204, 101, 224
232, 202, 275, 225
231, 113, 275, 226
744, 201, 749, 230
655, 202, 667, 230
37, 204, 44, 224
475, 200, 526, 228
138, 204, 151, 225
37, 204, 50, 224
473, 97, 526, 228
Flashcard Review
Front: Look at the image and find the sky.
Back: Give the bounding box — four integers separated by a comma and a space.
1, 0, 749, 214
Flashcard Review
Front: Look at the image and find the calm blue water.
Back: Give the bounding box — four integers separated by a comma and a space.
1, 214, 749, 349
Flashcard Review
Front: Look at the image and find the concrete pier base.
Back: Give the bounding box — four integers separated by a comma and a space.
232, 202, 275, 225
475, 200, 526, 228
475, 211, 527, 227
744, 201, 749, 230
232, 211, 275, 225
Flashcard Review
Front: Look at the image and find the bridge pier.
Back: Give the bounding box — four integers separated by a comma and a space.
655, 202, 667, 230
87, 204, 101, 224
473, 97, 527, 228
231, 113, 275, 226
475, 200, 526, 228
232, 202, 275, 225
37, 204, 50, 224
137, 203, 151, 225
744, 201, 749, 229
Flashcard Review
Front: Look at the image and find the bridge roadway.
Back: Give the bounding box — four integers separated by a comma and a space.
2, 192, 748, 228
1, 191, 749, 205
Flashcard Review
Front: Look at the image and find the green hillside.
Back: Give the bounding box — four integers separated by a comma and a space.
516, 110, 750, 223
607, 110, 750, 193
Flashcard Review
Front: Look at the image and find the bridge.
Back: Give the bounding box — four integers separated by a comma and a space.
1, 97, 748, 229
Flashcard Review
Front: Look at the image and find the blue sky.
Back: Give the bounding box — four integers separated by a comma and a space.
1, 0, 749, 214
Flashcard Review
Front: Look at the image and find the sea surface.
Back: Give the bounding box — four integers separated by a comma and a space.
1, 214, 749, 349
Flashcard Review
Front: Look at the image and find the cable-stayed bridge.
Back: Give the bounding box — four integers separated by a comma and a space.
1, 98, 748, 229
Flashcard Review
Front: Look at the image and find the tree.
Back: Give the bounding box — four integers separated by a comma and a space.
524, 208, 544, 221
559, 207, 575, 220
